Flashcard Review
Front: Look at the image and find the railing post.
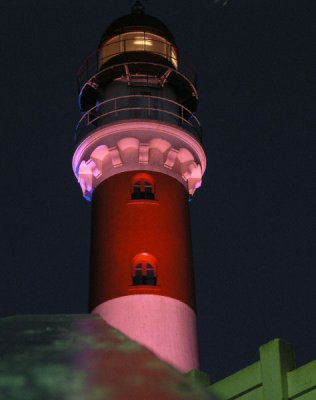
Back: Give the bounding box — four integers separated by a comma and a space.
260, 339, 295, 400
148, 96, 150, 117
115, 98, 117, 117
85, 59, 88, 84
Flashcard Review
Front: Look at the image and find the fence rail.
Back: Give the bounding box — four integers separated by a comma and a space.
75, 94, 202, 143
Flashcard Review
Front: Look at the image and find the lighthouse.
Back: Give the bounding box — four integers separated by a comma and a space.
72, 1, 206, 372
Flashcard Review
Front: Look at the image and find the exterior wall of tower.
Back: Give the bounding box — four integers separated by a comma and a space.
92, 294, 199, 372
74, 9, 205, 374
97, 80, 179, 127
99, 80, 178, 101
89, 170, 196, 311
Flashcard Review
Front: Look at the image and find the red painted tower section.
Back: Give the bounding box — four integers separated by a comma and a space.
73, 2, 206, 372
90, 171, 195, 310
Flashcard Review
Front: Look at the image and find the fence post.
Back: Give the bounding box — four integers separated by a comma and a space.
260, 339, 295, 400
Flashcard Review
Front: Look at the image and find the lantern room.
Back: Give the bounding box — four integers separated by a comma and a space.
98, 1, 178, 69
76, 1, 201, 152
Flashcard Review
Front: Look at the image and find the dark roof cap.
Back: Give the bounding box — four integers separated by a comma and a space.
99, 2, 176, 46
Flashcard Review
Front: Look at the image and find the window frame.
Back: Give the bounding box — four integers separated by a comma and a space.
131, 173, 155, 200
131, 253, 158, 286
99, 31, 178, 68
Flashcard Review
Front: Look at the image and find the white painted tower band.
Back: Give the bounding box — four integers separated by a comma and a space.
92, 295, 199, 372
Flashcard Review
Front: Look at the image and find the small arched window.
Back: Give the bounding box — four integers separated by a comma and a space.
131, 173, 155, 200
132, 253, 157, 286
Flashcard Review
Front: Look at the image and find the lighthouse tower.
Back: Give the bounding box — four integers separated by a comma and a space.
73, 2, 206, 372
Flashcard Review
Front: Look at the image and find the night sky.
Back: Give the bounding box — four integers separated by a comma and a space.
1, 0, 315, 381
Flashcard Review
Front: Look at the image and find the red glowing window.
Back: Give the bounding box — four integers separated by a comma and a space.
131, 173, 155, 200
132, 253, 157, 286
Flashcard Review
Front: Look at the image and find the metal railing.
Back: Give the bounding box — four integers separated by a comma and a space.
78, 61, 198, 112
75, 94, 202, 143
77, 39, 197, 92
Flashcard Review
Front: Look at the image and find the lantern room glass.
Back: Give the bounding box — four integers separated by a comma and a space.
99, 31, 178, 68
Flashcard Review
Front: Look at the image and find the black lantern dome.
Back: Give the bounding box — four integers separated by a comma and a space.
100, 2, 176, 46
97, 1, 178, 70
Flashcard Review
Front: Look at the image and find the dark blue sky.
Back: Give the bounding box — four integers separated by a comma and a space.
1, 0, 315, 381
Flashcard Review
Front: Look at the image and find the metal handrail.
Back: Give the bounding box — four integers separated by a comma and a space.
77, 40, 197, 92
75, 94, 202, 142
78, 61, 198, 109
77, 36, 178, 81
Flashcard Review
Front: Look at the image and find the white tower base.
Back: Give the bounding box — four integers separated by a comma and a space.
92, 294, 199, 372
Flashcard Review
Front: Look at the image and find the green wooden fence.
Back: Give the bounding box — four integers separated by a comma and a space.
188, 339, 316, 400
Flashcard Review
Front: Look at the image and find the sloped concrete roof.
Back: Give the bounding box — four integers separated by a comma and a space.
0, 314, 214, 400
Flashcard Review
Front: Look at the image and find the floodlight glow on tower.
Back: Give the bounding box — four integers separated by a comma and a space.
72, 1, 206, 372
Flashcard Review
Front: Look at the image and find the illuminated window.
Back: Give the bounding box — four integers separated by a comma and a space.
131, 173, 155, 200
132, 254, 157, 286
99, 31, 178, 68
